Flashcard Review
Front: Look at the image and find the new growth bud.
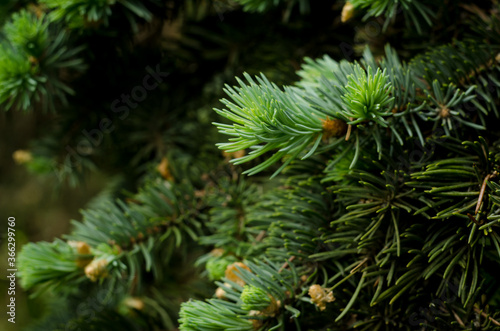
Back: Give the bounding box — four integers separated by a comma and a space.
225, 262, 251, 286
85, 258, 109, 282
308, 284, 335, 311
341, 2, 355, 22
206, 254, 237, 281
240, 285, 272, 311
68, 241, 92, 268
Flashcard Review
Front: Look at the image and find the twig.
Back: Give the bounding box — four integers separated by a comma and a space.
451, 309, 465, 327
475, 171, 498, 215
279, 256, 296, 273
254, 230, 266, 243
474, 307, 500, 326
345, 117, 354, 141
350, 257, 368, 274
467, 213, 482, 226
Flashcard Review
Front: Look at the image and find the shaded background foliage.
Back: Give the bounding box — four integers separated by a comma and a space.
1, 0, 500, 330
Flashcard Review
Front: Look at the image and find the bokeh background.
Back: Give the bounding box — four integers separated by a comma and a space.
0, 0, 470, 329
0, 110, 106, 330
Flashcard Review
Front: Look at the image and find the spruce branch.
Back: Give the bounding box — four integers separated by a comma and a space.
3, 9, 49, 59
0, 44, 43, 111
214, 73, 329, 177
240, 285, 273, 311
12, 1, 500, 330
179, 299, 255, 331
349, 0, 435, 34
341, 64, 394, 126
214, 64, 396, 176
410, 41, 500, 119
199, 176, 266, 260
39, 0, 154, 28
250, 177, 332, 260
295, 54, 340, 90
409, 136, 500, 225
181, 259, 302, 330
19, 179, 205, 296
18, 239, 87, 295
419, 81, 478, 134
233, 0, 310, 16
0, 9, 86, 112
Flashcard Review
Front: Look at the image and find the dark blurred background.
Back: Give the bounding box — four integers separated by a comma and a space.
0, 0, 458, 328
0, 110, 107, 330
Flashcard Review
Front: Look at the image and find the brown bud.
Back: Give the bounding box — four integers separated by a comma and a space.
438, 106, 451, 118
123, 297, 145, 311
223, 150, 246, 160
68, 241, 93, 268
225, 262, 251, 287
85, 259, 109, 282
12, 150, 32, 164
83, 17, 103, 29
248, 310, 264, 329
157, 157, 174, 181
321, 118, 347, 139
27, 3, 46, 18
28, 56, 39, 65
194, 189, 206, 198
261, 298, 281, 317
341, 2, 355, 23
210, 248, 225, 257
215, 287, 227, 299
309, 284, 335, 311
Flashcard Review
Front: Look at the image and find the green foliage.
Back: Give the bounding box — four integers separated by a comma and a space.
18, 178, 205, 299
233, 0, 280, 12
250, 177, 331, 260
39, 0, 154, 28
418, 81, 477, 134
0, 8, 85, 112
0, 44, 40, 111
233, 0, 310, 15
18, 239, 82, 294
180, 259, 300, 330
201, 177, 262, 251
214, 73, 326, 177
206, 255, 237, 281
295, 54, 339, 90
410, 41, 500, 120
3, 10, 49, 58
341, 64, 394, 126
179, 299, 254, 331
350, 0, 435, 33
17, 174, 212, 329
25, 155, 56, 174
41, 0, 115, 25
240, 285, 272, 311
216, 37, 500, 176
10, 1, 500, 330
